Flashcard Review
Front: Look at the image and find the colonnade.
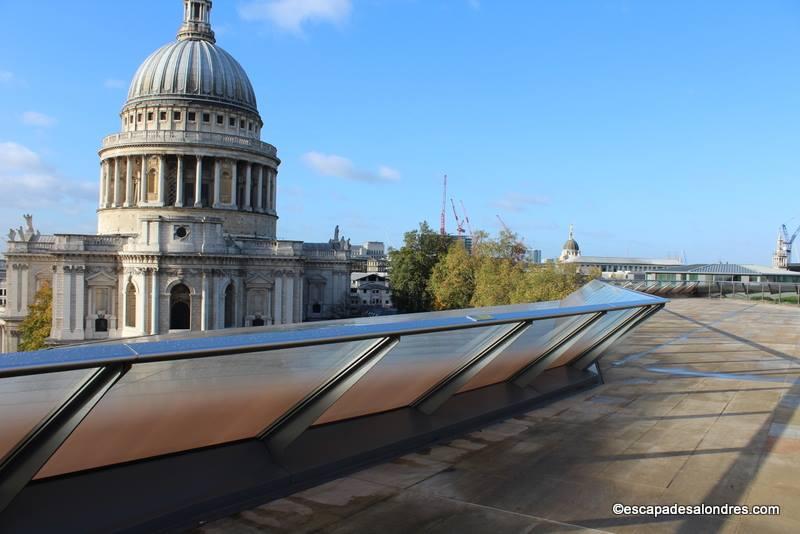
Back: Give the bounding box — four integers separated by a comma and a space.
98, 155, 277, 212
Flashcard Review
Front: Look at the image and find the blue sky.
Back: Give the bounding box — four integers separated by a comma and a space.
1, 0, 798, 263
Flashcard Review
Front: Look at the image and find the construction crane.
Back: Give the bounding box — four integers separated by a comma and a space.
451, 198, 466, 235
460, 200, 474, 238
496, 214, 512, 234
439, 175, 447, 236
495, 215, 528, 260
780, 223, 800, 262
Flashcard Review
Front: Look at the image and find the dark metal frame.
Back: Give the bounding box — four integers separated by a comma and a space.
511, 312, 606, 388
570, 304, 664, 371
0, 363, 130, 514
0, 283, 667, 522
413, 321, 533, 415
260, 336, 400, 456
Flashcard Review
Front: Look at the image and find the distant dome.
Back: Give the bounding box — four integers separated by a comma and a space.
563, 238, 580, 252
127, 39, 258, 114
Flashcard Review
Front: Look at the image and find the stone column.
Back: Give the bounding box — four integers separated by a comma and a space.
176, 155, 184, 207
124, 156, 134, 207
294, 274, 302, 323
74, 266, 85, 336
112, 159, 121, 208
272, 275, 283, 325
157, 155, 166, 206
150, 268, 160, 335
244, 163, 252, 210
271, 171, 277, 211
231, 160, 238, 207
256, 165, 264, 212
283, 272, 293, 324
213, 158, 221, 208
98, 161, 105, 208
194, 156, 203, 207
140, 155, 148, 204
134, 271, 147, 334
63, 266, 73, 334
201, 271, 210, 331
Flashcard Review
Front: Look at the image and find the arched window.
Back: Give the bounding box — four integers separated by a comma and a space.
170, 284, 191, 330
147, 168, 158, 201
224, 284, 235, 328
125, 282, 136, 328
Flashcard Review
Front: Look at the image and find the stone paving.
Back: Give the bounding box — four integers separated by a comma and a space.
196, 299, 800, 533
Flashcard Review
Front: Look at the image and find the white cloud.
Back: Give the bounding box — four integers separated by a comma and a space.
104, 78, 126, 89
239, 0, 352, 33
21, 111, 56, 128
303, 151, 400, 183
492, 193, 551, 213
0, 142, 96, 211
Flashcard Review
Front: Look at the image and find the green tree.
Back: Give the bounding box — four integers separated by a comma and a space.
388, 221, 452, 312
429, 240, 475, 310
18, 282, 53, 352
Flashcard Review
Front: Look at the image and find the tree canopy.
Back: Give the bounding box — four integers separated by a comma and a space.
388, 221, 453, 313
18, 282, 53, 352
400, 225, 599, 312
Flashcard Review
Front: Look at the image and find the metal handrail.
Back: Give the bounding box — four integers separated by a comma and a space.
0, 291, 667, 379
0, 281, 667, 517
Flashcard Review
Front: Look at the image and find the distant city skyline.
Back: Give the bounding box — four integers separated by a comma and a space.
1, 0, 799, 263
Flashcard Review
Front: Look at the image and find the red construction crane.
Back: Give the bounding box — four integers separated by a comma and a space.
439, 175, 447, 236
460, 200, 474, 238
451, 198, 466, 235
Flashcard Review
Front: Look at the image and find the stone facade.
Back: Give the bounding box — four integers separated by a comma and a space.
0, 1, 352, 352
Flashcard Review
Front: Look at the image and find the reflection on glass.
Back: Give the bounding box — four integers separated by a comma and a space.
0, 369, 94, 461
316, 325, 506, 424
36, 341, 374, 479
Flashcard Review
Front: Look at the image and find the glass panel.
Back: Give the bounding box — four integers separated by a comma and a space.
36, 340, 374, 479
316, 325, 507, 424
546, 308, 639, 368
457, 314, 585, 392
0, 369, 95, 461
459, 283, 654, 391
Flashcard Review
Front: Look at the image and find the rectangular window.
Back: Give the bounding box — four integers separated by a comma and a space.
188, 111, 196, 122
203, 112, 210, 123
160, 111, 167, 121
248, 122, 253, 131
217, 114, 224, 125
147, 112, 154, 121
124, 116, 127, 125
173, 111, 181, 121
229, 117, 236, 127
137, 113, 142, 123
240, 119, 245, 128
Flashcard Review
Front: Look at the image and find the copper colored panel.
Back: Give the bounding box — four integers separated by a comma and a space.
0, 370, 94, 462
315, 326, 505, 424
36, 341, 372, 479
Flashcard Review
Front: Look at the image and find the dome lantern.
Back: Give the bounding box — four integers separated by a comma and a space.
177, 0, 215, 43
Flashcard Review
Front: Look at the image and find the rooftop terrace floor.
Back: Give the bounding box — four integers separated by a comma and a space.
196, 299, 800, 533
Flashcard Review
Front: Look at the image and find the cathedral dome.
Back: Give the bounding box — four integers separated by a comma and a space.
563, 238, 580, 252
125, 1, 258, 114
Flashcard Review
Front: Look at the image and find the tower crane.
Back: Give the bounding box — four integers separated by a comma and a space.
451, 198, 466, 236
495, 215, 528, 260
460, 200, 474, 238
780, 223, 800, 262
